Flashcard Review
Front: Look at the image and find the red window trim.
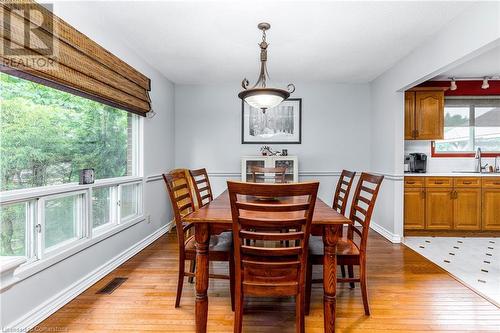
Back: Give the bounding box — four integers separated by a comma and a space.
431, 142, 500, 157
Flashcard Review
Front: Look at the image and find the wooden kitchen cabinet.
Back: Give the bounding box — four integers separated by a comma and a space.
425, 188, 454, 230
404, 89, 445, 140
454, 188, 481, 230
482, 189, 500, 231
404, 188, 425, 230
404, 92, 415, 140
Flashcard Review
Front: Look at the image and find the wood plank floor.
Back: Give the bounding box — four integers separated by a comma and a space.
35, 230, 500, 332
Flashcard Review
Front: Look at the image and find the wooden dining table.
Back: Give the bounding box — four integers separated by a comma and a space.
183, 189, 352, 333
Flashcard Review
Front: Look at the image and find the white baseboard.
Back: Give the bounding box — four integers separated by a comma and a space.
6, 222, 174, 331
370, 221, 402, 243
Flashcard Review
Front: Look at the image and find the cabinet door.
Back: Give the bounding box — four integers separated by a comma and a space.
273, 158, 295, 183
404, 91, 416, 139
415, 91, 444, 140
482, 189, 500, 230
425, 188, 453, 230
242, 158, 266, 182
404, 188, 425, 230
454, 188, 481, 230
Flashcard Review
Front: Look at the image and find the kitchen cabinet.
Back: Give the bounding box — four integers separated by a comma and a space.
425, 188, 454, 230
404, 188, 426, 230
241, 156, 298, 182
454, 188, 481, 230
404, 89, 445, 140
404, 176, 488, 234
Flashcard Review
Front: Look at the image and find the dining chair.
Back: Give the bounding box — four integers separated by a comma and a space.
227, 180, 319, 333
305, 173, 384, 316
189, 168, 214, 208
163, 170, 234, 309
251, 166, 287, 183
331, 170, 356, 278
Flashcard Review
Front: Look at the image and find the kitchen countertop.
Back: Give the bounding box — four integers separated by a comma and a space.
405, 172, 500, 177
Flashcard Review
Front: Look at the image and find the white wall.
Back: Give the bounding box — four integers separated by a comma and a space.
174, 83, 372, 201
370, 2, 500, 240
1, 2, 175, 329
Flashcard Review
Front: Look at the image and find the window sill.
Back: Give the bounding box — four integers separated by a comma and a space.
0, 257, 27, 292
12, 214, 145, 285
431, 142, 500, 157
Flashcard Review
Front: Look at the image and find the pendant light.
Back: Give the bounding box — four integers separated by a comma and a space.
238, 23, 295, 113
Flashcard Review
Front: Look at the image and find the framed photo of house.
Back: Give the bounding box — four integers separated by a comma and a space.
241, 98, 302, 144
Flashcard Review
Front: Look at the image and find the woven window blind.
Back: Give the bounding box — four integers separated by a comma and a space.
1, 1, 152, 116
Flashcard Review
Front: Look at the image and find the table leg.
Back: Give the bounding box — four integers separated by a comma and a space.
323, 225, 341, 333
195, 223, 210, 333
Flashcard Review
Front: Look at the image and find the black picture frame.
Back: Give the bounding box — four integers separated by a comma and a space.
241, 98, 302, 144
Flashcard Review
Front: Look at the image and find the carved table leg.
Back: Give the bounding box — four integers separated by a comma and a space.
195, 223, 210, 333
323, 225, 340, 333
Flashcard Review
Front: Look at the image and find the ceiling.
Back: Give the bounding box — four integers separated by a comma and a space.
57, 1, 474, 84
432, 46, 500, 80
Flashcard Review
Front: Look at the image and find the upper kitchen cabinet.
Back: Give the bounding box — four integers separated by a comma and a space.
405, 88, 446, 140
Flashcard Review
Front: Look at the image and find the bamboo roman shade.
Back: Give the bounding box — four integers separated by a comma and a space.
0, 1, 152, 116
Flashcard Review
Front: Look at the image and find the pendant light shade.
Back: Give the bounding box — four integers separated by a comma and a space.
238, 23, 295, 112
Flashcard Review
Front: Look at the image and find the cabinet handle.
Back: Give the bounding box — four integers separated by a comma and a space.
494, 182, 500, 185
435, 181, 444, 184
463, 181, 472, 184
415, 129, 419, 138
421, 190, 426, 199
406, 181, 415, 184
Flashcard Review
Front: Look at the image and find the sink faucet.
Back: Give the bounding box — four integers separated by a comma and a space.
475, 147, 488, 173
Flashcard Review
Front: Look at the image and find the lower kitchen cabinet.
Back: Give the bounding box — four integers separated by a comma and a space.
482, 189, 500, 231
425, 188, 454, 230
454, 188, 481, 230
404, 188, 425, 230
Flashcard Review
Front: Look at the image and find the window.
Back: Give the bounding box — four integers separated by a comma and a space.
43, 193, 84, 253
0, 72, 138, 191
0, 202, 28, 256
433, 99, 500, 156
0, 72, 143, 269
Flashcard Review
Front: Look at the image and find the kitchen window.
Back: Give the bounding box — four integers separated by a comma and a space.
432, 98, 500, 156
0, 72, 143, 271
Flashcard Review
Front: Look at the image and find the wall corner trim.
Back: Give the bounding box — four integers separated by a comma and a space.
5, 221, 174, 332
370, 221, 402, 244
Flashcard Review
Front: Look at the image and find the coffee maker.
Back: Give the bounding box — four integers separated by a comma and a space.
408, 153, 427, 173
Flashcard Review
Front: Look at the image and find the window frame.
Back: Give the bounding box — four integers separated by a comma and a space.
431, 98, 500, 157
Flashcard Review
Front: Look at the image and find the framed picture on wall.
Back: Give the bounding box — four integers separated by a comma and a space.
241, 98, 302, 144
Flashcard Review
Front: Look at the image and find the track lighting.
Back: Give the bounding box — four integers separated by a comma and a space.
481, 77, 490, 89
450, 78, 457, 91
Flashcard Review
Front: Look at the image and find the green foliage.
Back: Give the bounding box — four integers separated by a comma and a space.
0, 72, 131, 191
0, 72, 133, 255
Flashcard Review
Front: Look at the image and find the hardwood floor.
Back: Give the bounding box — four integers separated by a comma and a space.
35, 230, 500, 332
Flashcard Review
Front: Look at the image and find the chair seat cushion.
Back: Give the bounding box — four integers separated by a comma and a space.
185, 231, 233, 255
308, 235, 359, 257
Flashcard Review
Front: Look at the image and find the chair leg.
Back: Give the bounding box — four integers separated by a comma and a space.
175, 258, 185, 308
340, 265, 346, 278
348, 265, 355, 289
296, 290, 305, 333
360, 262, 370, 315
229, 257, 235, 311
304, 261, 312, 315
188, 260, 195, 284
234, 286, 243, 333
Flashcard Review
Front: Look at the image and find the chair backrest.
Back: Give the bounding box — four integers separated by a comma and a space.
251, 166, 287, 183
347, 173, 384, 254
227, 181, 319, 296
163, 170, 196, 250
333, 170, 356, 216
189, 168, 213, 208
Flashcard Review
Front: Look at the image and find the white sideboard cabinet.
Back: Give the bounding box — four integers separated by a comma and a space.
241, 156, 299, 183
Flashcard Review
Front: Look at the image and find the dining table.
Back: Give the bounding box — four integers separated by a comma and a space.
182, 189, 352, 333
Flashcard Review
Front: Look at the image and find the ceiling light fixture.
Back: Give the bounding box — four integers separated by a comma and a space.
481, 77, 490, 89
450, 78, 457, 91
238, 22, 295, 113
